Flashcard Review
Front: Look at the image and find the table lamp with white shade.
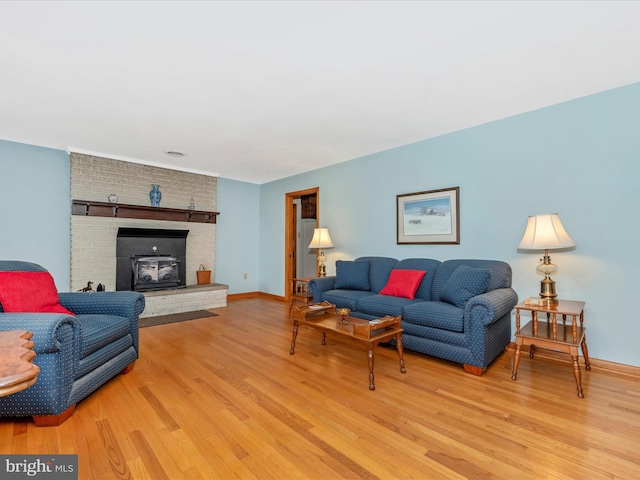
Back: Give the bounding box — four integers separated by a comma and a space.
518, 213, 576, 305
308, 227, 334, 277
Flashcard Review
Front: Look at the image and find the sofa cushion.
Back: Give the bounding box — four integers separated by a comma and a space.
379, 269, 426, 300
355, 256, 399, 293
431, 259, 512, 300
78, 314, 132, 359
357, 294, 423, 318
394, 258, 441, 300
402, 300, 465, 332
440, 266, 490, 308
0, 271, 74, 315
335, 260, 370, 290
321, 289, 374, 310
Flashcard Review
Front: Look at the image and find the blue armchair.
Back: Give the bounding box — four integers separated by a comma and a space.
0, 261, 145, 426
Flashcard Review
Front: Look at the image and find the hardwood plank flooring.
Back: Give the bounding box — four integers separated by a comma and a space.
1, 297, 639, 479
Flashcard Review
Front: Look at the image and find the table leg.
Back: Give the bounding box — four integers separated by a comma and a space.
582, 336, 591, 370
289, 324, 298, 355
570, 345, 584, 398
511, 339, 522, 380
367, 347, 375, 391
395, 332, 406, 374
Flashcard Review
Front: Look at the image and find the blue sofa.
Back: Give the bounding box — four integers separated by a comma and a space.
0, 261, 145, 425
308, 257, 518, 375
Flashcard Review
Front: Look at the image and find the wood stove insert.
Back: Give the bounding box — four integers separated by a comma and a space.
116, 228, 189, 292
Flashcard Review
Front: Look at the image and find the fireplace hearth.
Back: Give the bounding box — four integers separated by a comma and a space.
116, 228, 189, 292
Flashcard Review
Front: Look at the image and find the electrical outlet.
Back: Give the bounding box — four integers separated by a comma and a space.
243, 273, 248, 280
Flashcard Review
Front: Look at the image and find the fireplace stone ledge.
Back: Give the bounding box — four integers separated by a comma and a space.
140, 283, 228, 318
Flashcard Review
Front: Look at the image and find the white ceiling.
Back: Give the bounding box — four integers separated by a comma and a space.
1, 1, 640, 184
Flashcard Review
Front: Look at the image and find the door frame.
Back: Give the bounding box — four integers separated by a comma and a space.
285, 187, 319, 304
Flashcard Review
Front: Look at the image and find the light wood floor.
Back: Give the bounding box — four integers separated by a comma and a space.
1, 297, 639, 479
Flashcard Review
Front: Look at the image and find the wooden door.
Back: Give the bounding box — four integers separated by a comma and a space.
285, 187, 319, 304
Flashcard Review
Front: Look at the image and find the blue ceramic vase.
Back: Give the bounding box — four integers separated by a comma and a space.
149, 184, 162, 207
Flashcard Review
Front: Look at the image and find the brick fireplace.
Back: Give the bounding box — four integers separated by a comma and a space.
70, 152, 227, 317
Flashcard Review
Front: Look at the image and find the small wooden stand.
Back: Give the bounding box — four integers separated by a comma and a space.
288, 278, 315, 317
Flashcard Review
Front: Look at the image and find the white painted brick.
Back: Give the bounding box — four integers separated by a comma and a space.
70, 153, 221, 305
140, 286, 227, 317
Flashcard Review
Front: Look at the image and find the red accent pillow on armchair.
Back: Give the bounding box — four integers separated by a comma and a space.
0, 271, 74, 315
379, 269, 427, 300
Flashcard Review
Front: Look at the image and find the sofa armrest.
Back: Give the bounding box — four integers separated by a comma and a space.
58, 291, 145, 319
462, 288, 518, 369
465, 288, 518, 326
308, 276, 336, 303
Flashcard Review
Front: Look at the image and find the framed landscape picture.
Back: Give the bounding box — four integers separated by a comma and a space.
396, 187, 460, 244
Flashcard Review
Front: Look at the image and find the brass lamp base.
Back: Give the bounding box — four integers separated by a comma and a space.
539, 276, 558, 305
317, 250, 327, 277
318, 262, 327, 277
536, 250, 559, 305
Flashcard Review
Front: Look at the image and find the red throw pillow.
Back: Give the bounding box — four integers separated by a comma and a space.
0, 271, 75, 315
379, 269, 427, 300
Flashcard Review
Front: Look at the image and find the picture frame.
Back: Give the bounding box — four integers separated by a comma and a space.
396, 187, 460, 244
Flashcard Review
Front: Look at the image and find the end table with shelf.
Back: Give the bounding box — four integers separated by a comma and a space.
511, 299, 590, 398
288, 277, 314, 317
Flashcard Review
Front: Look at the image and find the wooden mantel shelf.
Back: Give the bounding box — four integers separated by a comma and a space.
72, 199, 218, 224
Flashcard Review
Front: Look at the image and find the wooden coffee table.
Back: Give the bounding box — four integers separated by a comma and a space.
290, 302, 406, 390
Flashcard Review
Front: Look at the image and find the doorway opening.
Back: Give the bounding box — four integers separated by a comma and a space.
285, 187, 319, 305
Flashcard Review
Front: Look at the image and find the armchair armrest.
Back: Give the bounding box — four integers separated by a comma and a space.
308, 276, 336, 303
0, 313, 79, 354
0, 313, 79, 416
58, 291, 145, 318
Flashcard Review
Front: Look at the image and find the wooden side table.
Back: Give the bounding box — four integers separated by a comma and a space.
0, 330, 40, 397
288, 277, 314, 317
511, 299, 590, 398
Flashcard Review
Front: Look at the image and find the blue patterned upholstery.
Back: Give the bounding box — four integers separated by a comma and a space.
0, 261, 144, 423
394, 258, 441, 300
308, 256, 518, 373
335, 260, 371, 290
440, 265, 490, 308
356, 294, 422, 318
402, 300, 465, 332
355, 256, 398, 293
431, 259, 512, 299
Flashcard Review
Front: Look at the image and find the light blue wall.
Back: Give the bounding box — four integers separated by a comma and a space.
216, 177, 260, 293
0, 140, 71, 289
0, 141, 259, 295
2, 82, 639, 367
259, 81, 640, 367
